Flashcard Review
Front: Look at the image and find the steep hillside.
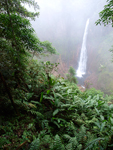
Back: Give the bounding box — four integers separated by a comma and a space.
85, 14, 113, 94
30, 0, 113, 94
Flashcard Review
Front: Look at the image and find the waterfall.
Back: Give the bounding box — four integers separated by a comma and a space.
76, 19, 89, 78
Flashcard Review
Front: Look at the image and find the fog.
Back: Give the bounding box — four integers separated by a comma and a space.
30, 0, 106, 59
32, 0, 105, 39
25, 0, 113, 94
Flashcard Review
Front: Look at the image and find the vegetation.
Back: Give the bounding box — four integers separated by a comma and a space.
96, 0, 113, 58
96, 0, 113, 27
0, 0, 56, 112
1, 0, 113, 150
66, 66, 77, 84
94, 0, 113, 94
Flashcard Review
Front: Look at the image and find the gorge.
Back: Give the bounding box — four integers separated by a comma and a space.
31, 0, 113, 94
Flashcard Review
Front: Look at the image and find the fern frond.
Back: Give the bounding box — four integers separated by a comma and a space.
29, 138, 40, 150
84, 138, 105, 150
28, 103, 37, 108
77, 144, 82, 150
52, 134, 65, 150
69, 137, 78, 148
65, 143, 72, 150
28, 110, 44, 118
63, 134, 71, 140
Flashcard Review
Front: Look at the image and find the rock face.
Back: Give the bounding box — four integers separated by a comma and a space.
79, 23, 113, 94
32, 0, 113, 94
74, 14, 113, 94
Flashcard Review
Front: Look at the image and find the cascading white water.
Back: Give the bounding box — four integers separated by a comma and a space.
76, 19, 89, 78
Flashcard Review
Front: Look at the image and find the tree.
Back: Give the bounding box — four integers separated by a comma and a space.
95, 0, 113, 60
95, 0, 113, 27
0, 0, 56, 66
0, 0, 56, 112
66, 66, 77, 84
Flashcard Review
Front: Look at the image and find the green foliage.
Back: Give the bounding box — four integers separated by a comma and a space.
66, 66, 77, 84
96, 0, 113, 64
29, 138, 40, 150
96, 0, 113, 27
0, 0, 39, 20
81, 88, 104, 99
1, 0, 113, 150
0, 0, 56, 113
1, 62, 113, 149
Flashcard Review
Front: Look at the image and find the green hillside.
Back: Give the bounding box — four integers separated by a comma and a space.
1, 0, 113, 150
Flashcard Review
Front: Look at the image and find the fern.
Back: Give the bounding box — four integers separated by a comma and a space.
31, 101, 42, 106
65, 136, 79, 150
77, 144, 82, 150
52, 134, 65, 150
29, 138, 40, 150
69, 137, 78, 149
28, 110, 44, 118
65, 143, 73, 150
53, 109, 60, 116
63, 134, 71, 141
84, 138, 105, 150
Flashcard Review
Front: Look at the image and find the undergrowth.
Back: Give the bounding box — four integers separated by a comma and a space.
0, 60, 113, 150
1, 0, 113, 149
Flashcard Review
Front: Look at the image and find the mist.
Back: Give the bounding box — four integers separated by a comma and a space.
27, 0, 113, 94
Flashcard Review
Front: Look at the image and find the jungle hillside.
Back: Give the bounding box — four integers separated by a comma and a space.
1, 0, 113, 150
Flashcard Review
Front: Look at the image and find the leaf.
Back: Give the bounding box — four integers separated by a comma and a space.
62, 93, 68, 97
56, 93, 64, 99
53, 109, 59, 116
36, 112, 44, 118
27, 123, 34, 129
31, 101, 41, 106
110, 117, 113, 125
100, 122, 106, 132
52, 121, 60, 128
61, 104, 71, 108
63, 134, 71, 140
109, 104, 113, 110
97, 94, 99, 100
52, 90, 56, 100
67, 89, 72, 94
66, 143, 72, 150
95, 107, 100, 115
98, 100, 104, 107
84, 138, 105, 150
47, 90, 50, 94
26, 93, 34, 99
100, 115, 104, 121
94, 121, 100, 129
108, 144, 113, 147
58, 118, 66, 123
28, 103, 37, 108
40, 92, 43, 103
43, 95, 54, 100
29, 138, 40, 150
28, 85, 32, 89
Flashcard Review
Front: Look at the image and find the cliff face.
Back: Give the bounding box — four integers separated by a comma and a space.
82, 21, 113, 94
31, 0, 113, 94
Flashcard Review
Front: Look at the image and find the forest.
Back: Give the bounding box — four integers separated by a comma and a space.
32, 0, 113, 94
1, 0, 113, 149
